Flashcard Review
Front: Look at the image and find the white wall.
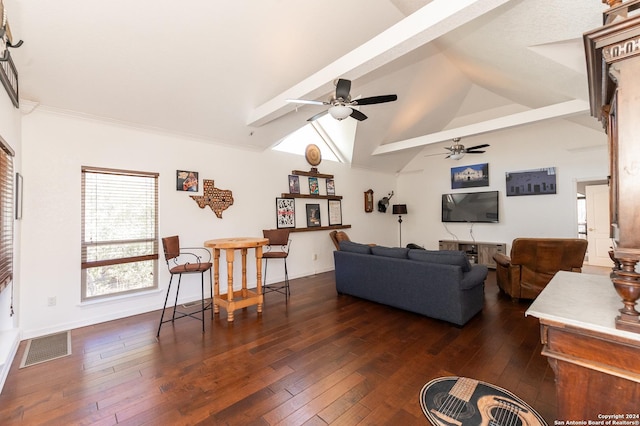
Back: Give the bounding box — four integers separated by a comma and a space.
397, 118, 608, 252
19, 109, 398, 338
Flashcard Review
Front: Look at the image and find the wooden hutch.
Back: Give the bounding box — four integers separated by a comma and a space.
526, 0, 640, 421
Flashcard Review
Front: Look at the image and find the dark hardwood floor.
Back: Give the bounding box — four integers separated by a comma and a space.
0, 270, 558, 425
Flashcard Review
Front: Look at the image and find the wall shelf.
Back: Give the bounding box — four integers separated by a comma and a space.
281, 193, 342, 200
291, 170, 334, 179
289, 224, 351, 233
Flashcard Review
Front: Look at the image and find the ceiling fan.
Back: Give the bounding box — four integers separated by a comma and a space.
286, 78, 397, 122
425, 138, 490, 160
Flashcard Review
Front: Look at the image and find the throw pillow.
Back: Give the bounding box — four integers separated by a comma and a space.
339, 240, 372, 254
370, 245, 409, 259
407, 249, 472, 272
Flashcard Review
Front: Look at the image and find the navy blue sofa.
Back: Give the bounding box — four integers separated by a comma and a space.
334, 241, 488, 326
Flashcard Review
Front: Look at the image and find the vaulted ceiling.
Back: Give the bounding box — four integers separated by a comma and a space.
6, 0, 607, 172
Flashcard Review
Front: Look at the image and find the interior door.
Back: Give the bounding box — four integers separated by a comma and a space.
586, 184, 613, 267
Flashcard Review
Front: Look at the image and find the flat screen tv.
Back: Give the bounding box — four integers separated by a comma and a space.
442, 191, 499, 223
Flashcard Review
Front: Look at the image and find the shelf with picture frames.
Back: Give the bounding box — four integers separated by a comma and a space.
278, 170, 351, 233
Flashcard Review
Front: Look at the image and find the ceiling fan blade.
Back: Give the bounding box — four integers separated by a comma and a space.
307, 110, 329, 122
349, 109, 368, 121
335, 79, 351, 101
466, 150, 486, 154
286, 99, 326, 106
465, 144, 490, 151
354, 94, 398, 105
424, 152, 447, 157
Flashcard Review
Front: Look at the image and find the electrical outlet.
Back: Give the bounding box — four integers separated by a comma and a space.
47, 296, 56, 307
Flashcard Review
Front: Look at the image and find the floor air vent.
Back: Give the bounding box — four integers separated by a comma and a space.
20, 331, 71, 368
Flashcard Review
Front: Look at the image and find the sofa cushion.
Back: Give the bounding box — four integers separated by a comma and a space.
370, 245, 409, 259
339, 240, 372, 254
408, 249, 472, 272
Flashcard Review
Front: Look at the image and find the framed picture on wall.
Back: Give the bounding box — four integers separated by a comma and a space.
451, 163, 489, 189
276, 197, 295, 228
328, 199, 342, 226
505, 167, 557, 196
306, 203, 321, 227
176, 170, 199, 192
288, 175, 300, 194
308, 177, 319, 195
326, 179, 335, 195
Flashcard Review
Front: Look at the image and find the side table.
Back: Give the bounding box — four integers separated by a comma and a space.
204, 237, 269, 322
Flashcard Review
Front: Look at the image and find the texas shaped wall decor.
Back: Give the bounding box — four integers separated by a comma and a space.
190, 179, 234, 218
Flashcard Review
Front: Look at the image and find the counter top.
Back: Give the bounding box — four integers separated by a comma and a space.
525, 271, 640, 342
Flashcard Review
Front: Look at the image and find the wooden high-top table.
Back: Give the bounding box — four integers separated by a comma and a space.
204, 237, 269, 322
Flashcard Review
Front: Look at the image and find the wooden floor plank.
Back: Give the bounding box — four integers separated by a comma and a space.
0, 270, 562, 424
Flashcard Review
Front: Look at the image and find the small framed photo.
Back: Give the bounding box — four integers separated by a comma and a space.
328, 199, 342, 226
306, 203, 321, 227
308, 177, 319, 195
326, 178, 335, 195
177, 170, 199, 192
288, 175, 300, 194
276, 198, 296, 228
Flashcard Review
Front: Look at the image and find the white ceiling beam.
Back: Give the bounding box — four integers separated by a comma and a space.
372, 99, 591, 155
246, 0, 513, 127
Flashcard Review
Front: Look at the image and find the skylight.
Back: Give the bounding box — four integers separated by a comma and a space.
272, 113, 357, 164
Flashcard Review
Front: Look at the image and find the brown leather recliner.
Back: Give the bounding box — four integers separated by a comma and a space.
493, 238, 588, 300
329, 230, 352, 250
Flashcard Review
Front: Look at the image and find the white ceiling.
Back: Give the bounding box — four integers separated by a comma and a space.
5, 0, 607, 172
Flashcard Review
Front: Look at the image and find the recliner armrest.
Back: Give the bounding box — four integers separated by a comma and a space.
493, 252, 511, 267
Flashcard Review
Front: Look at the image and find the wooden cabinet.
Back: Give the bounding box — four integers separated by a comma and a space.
527, 272, 640, 418
438, 240, 505, 269
584, 0, 640, 332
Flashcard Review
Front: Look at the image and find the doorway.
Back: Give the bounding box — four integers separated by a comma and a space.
576, 179, 611, 267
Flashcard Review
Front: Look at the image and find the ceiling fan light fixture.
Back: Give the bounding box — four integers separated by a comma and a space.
328, 105, 352, 120
449, 152, 465, 160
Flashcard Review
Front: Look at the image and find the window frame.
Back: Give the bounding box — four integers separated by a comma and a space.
0, 134, 14, 295
81, 166, 159, 301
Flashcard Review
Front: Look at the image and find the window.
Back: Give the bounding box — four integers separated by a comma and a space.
81, 167, 159, 300
0, 135, 14, 295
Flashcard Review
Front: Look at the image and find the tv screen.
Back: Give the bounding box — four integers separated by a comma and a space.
442, 191, 499, 223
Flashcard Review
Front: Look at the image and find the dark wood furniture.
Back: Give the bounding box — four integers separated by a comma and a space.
526, 272, 640, 419
584, 0, 640, 332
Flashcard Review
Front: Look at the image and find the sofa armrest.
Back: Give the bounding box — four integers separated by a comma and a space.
460, 265, 488, 290
493, 252, 511, 267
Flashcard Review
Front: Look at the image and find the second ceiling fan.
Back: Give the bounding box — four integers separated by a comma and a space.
425, 138, 490, 160
287, 78, 397, 122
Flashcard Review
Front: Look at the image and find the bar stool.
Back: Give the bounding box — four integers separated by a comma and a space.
157, 235, 213, 337
262, 229, 291, 298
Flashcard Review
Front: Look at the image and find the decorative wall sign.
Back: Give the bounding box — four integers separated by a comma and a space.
505, 167, 557, 197
176, 170, 198, 192
276, 197, 295, 228
451, 163, 489, 189
190, 179, 234, 218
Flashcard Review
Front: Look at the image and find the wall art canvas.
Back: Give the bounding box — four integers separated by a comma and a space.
451, 163, 489, 189
505, 167, 556, 196
276, 197, 295, 228
177, 170, 199, 192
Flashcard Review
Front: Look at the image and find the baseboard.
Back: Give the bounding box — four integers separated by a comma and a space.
0, 328, 20, 394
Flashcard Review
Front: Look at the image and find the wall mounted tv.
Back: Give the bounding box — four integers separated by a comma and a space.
442, 191, 499, 223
